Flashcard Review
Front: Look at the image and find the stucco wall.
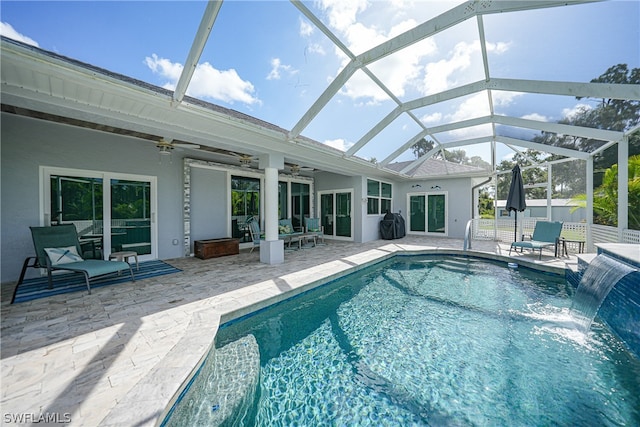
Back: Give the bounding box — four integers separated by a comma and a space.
190, 167, 229, 251
1, 113, 186, 284
395, 177, 473, 239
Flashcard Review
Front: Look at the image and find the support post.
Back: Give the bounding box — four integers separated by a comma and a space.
259, 154, 285, 264
586, 156, 594, 251
618, 138, 629, 241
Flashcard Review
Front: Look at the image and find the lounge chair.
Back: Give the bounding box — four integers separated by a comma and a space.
304, 217, 325, 245
11, 225, 134, 303
509, 221, 563, 260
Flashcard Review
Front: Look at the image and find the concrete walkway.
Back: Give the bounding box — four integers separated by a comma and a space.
1, 237, 578, 426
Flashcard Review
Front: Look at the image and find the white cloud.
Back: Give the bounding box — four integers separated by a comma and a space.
324, 138, 353, 152
267, 58, 298, 81
320, 1, 436, 102
144, 54, 260, 105
421, 112, 443, 124
522, 113, 548, 122
562, 103, 592, 121
299, 18, 314, 37
0, 22, 39, 46
319, 0, 368, 33
307, 43, 326, 56
421, 40, 510, 95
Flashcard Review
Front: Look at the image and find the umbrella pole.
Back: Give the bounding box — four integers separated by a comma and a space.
514, 211, 518, 242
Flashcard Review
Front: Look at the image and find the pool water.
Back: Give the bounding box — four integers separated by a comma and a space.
166, 256, 640, 426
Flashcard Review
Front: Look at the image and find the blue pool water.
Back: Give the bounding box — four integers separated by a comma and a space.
165, 256, 640, 426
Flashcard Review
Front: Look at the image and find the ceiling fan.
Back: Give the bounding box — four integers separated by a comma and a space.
155, 138, 201, 155
288, 163, 315, 176
229, 152, 254, 168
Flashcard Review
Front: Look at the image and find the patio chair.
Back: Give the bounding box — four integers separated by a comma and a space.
11, 225, 134, 303
304, 217, 325, 245
508, 221, 563, 260
247, 219, 262, 253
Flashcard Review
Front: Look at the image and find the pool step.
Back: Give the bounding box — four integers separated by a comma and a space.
165, 334, 260, 426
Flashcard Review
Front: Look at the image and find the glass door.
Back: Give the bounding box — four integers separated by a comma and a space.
336, 192, 352, 238
320, 193, 334, 236
291, 182, 310, 231
319, 190, 353, 240
409, 195, 426, 232
407, 192, 447, 235
111, 179, 152, 255
45, 168, 157, 260
427, 194, 446, 233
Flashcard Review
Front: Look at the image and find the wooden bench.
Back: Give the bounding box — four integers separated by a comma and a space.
194, 238, 239, 259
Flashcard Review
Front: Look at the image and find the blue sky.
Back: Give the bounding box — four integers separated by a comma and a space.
2, 0, 639, 164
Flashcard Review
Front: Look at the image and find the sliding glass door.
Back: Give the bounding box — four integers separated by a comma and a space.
111, 179, 152, 255
408, 192, 447, 235
45, 168, 157, 260
319, 190, 353, 240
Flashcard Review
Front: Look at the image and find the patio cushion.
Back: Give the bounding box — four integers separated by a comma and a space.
45, 246, 84, 265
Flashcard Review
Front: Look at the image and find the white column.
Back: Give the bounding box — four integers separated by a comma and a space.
259, 153, 284, 264
547, 163, 552, 220
618, 138, 629, 241
586, 156, 594, 251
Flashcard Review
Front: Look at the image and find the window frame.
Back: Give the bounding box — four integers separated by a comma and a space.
366, 178, 393, 215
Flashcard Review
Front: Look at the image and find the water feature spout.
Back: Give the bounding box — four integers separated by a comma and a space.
570, 254, 636, 333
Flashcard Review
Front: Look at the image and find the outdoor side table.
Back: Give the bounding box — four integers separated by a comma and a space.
558, 238, 585, 256
109, 251, 139, 270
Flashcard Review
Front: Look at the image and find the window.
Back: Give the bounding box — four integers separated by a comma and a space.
367, 179, 392, 215
231, 176, 260, 243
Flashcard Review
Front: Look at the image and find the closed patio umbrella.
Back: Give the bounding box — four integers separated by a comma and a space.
506, 164, 526, 242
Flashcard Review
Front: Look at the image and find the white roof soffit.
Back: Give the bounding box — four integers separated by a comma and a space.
0, 38, 403, 179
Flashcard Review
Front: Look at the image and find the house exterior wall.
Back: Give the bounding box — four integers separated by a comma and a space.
190, 167, 229, 251
1, 113, 186, 284
1, 111, 478, 286
314, 172, 363, 243
394, 177, 473, 239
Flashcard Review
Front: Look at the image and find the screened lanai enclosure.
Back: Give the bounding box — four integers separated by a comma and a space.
1, 0, 639, 269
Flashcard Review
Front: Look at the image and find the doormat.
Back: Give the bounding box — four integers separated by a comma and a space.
11, 260, 182, 303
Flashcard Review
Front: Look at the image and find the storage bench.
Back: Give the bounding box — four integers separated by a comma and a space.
194, 238, 239, 259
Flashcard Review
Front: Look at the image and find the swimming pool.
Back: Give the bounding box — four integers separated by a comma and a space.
164, 255, 640, 426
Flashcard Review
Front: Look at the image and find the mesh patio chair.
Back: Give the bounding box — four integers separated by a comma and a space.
12, 225, 134, 303
508, 221, 563, 260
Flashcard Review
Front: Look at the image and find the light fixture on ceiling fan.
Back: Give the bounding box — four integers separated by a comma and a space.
228, 152, 254, 168
239, 156, 252, 167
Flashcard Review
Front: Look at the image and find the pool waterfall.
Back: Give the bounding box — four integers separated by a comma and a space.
570, 254, 637, 334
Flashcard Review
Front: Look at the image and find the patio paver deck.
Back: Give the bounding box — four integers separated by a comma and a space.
1, 237, 577, 426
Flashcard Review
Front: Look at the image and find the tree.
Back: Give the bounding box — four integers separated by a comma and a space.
478, 187, 494, 218
571, 154, 640, 230
496, 149, 547, 199
411, 138, 435, 158
569, 64, 640, 187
